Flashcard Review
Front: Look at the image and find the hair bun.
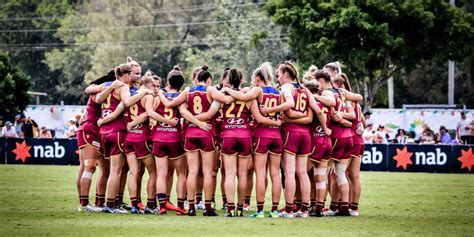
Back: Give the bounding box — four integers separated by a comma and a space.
202, 65, 209, 71
127, 57, 133, 63
173, 65, 181, 71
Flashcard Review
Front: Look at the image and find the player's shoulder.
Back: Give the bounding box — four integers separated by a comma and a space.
262, 86, 279, 95
281, 83, 294, 94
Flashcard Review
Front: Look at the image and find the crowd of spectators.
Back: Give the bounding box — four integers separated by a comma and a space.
0, 114, 79, 139
363, 111, 473, 145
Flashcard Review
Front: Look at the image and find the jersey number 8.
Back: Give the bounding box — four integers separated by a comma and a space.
193, 96, 202, 114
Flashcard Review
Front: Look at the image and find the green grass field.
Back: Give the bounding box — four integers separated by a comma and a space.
0, 165, 473, 236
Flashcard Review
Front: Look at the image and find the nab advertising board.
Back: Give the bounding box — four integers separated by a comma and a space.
0, 138, 473, 173
2, 138, 79, 165
361, 144, 474, 173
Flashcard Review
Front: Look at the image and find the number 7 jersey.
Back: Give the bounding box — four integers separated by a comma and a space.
221, 96, 251, 138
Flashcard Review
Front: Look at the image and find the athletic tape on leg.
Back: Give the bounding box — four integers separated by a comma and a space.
314, 168, 326, 175
324, 167, 331, 184
316, 182, 326, 190
82, 171, 93, 180
335, 163, 348, 185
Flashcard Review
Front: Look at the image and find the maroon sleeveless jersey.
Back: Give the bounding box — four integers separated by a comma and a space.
152, 92, 182, 142
221, 97, 251, 138
351, 102, 364, 145
310, 101, 331, 140
99, 85, 126, 134
328, 88, 352, 139
124, 94, 149, 142
253, 86, 281, 138
79, 96, 101, 132
282, 83, 310, 133
186, 85, 215, 137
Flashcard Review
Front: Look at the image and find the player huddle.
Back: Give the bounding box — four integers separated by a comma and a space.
76, 57, 364, 218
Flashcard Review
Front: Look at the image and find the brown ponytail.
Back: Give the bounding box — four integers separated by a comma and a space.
277, 61, 298, 81
197, 64, 212, 83
115, 63, 132, 78
167, 65, 185, 90
228, 68, 243, 90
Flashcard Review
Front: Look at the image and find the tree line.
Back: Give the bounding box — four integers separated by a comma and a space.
0, 0, 472, 122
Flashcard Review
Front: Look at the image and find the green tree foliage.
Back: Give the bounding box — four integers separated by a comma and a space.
0, 51, 32, 122
0, 0, 72, 104
266, 0, 474, 109
44, 0, 288, 102
181, 3, 289, 85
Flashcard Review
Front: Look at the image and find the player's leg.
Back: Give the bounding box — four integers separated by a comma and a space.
136, 161, 145, 210
96, 156, 109, 208
105, 153, 126, 213
347, 154, 362, 216
141, 155, 157, 214
280, 151, 296, 218
251, 152, 267, 218
222, 153, 237, 217
195, 168, 204, 210
313, 160, 328, 217
186, 150, 200, 216
294, 154, 310, 218
76, 152, 85, 207
78, 146, 100, 212
117, 163, 129, 209
202, 150, 218, 216
126, 152, 140, 213
211, 148, 220, 208
155, 153, 169, 215
220, 155, 227, 210
236, 154, 250, 216
244, 158, 254, 212
166, 167, 177, 211
268, 153, 282, 218
171, 154, 188, 215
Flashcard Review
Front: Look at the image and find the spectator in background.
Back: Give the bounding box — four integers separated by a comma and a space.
1, 121, 18, 138
363, 121, 376, 143
420, 125, 435, 144
374, 124, 388, 144
66, 118, 78, 138
74, 114, 82, 128
457, 111, 472, 144
395, 129, 409, 144
38, 126, 52, 139
13, 114, 23, 137
438, 126, 452, 144
364, 111, 373, 128
20, 115, 38, 138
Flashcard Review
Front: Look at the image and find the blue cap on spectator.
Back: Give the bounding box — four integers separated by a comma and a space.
5, 121, 12, 126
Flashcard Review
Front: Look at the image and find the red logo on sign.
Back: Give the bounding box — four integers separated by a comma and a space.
457, 148, 474, 172
392, 147, 413, 170
12, 141, 31, 163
